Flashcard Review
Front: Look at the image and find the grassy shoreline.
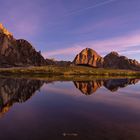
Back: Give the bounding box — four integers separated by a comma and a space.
0, 66, 140, 81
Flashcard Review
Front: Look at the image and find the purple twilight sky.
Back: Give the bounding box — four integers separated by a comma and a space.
1, 0, 140, 61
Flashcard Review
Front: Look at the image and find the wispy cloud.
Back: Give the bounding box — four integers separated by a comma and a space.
43, 0, 118, 26
119, 50, 140, 55
42, 45, 85, 58
72, 15, 135, 35
42, 31, 140, 59
64, 0, 117, 17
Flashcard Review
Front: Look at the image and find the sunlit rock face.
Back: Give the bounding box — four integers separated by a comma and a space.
103, 52, 140, 70
73, 48, 104, 67
0, 23, 47, 67
0, 78, 44, 116
0, 23, 12, 37
74, 80, 104, 95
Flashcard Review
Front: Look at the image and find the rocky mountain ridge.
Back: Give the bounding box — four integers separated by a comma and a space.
0, 23, 140, 70
73, 48, 140, 70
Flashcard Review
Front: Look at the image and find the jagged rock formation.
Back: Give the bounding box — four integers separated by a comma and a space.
103, 51, 140, 70
73, 48, 140, 70
74, 79, 139, 95
0, 23, 47, 67
0, 78, 44, 116
73, 48, 104, 67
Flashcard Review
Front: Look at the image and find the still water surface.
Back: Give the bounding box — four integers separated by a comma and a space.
0, 78, 140, 140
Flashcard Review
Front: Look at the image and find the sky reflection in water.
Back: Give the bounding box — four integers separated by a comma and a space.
0, 78, 140, 140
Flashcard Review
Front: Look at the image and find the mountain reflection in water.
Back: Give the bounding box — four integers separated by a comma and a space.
0, 78, 139, 116
0, 77, 140, 140
0, 78, 44, 116
74, 79, 139, 95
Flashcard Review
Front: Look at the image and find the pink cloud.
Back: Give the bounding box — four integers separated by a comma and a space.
42, 45, 85, 58
82, 31, 140, 53
42, 31, 140, 59
120, 50, 140, 55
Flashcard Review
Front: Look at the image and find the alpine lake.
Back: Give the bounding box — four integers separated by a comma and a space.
0, 76, 140, 140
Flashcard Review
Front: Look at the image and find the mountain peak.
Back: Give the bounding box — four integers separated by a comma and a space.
108, 51, 119, 56
73, 48, 103, 67
0, 23, 47, 67
0, 23, 12, 37
73, 48, 140, 70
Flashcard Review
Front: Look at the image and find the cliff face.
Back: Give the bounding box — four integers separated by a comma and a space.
0, 23, 47, 67
73, 48, 140, 70
73, 48, 104, 67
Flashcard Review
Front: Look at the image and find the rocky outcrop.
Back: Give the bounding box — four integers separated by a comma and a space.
73, 48, 140, 70
103, 52, 140, 70
0, 23, 47, 67
73, 48, 104, 67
